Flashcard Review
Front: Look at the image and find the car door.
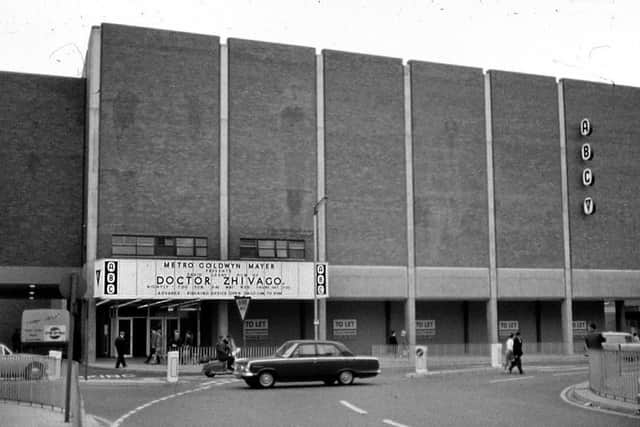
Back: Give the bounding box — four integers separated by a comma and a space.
284, 343, 317, 381
315, 343, 344, 378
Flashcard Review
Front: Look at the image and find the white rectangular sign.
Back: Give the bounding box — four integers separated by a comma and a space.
416, 319, 436, 337
498, 320, 519, 337
572, 320, 587, 337
332, 319, 357, 337
21, 309, 70, 343
94, 259, 317, 299
244, 318, 269, 339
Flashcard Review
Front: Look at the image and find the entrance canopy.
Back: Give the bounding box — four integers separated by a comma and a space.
95, 258, 327, 300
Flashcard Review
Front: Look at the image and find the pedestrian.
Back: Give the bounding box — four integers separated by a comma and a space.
399, 329, 408, 358
183, 330, 194, 363
508, 331, 524, 374
583, 323, 605, 354
169, 329, 182, 351
145, 328, 161, 364
388, 330, 398, 356
633, 332, 640, 343
503, 333, 514, 371
223, 337, 235, 370
215, 336, 230, 368
114, 330, 127, 368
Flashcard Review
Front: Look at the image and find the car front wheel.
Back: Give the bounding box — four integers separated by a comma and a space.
338, 370, 354, 385
258, 371, 275, 388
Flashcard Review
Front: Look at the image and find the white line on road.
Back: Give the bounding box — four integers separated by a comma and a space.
111, 378, 240, 427
383, 419, 411, 427
339, 400, 368, 415
489, 375, 535, 383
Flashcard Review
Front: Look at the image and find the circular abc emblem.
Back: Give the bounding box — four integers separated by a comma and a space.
580, 118, 592, 136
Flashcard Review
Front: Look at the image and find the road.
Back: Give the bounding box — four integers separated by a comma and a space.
81, 365, 638, 427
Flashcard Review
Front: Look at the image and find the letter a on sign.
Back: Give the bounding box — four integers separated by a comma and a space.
235, 296, 251, 320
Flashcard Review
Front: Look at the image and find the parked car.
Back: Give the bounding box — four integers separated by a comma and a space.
0, 343, 48, 380
233, 340, 380, 389
601, 332, 634, 350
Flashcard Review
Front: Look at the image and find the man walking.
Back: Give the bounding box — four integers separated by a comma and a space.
508, 331, 524, 374
115, 330, 128, 369
584, 323, 605, 353
145, 328, 161, 364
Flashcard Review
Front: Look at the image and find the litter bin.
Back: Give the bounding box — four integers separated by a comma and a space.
48, 350, 62, 380
167, 351, 179, 383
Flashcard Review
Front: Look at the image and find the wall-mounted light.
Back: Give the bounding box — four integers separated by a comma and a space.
29, 284, 36, 289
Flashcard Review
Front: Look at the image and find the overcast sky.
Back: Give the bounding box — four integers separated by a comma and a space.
1, 0, 639, 86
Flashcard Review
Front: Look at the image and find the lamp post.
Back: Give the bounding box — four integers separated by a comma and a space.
313, 196, 328, 340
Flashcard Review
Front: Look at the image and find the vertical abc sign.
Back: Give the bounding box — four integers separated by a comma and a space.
315, 263, 328, 297
105, 261, 118, 295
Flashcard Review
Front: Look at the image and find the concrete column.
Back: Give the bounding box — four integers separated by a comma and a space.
615, 300, 626, 331
557, 80, 574, 354
220, 43, 229, 260
84, 26, 101, 363
217, 301, 229, 339
484, 72, 498, 345
403, 63, 416, 348
316, 52, 327, 340
84, 299, 96, 364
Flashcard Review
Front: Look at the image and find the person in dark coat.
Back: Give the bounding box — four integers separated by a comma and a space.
584, 323, 605, 353
508, 331, 524, 374
388, 330, 398, 356
114, 330, 128, 368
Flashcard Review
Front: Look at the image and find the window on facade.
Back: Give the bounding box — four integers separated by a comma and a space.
239, 239, 305, 260
112, 235, 208, 258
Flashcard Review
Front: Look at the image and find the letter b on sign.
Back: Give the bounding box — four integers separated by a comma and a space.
105, 261, 118, 295
315, 263, 328, 297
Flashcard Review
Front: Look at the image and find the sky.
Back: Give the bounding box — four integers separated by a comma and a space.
1, 0, 639, 87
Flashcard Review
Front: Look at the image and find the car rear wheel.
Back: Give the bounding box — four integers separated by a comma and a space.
258, 371, 275, 388
338, 370, 354, 385
25, 362, 44, 380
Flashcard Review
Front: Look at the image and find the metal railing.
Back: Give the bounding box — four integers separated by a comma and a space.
175, 345, 279, 365
587, 348, 640, 403
0, 356, 83, 426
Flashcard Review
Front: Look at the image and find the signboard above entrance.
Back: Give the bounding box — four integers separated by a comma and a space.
94, 258, 322, 300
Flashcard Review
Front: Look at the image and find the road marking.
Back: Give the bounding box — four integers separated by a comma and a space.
383, 419, 411, 427
489, 375, 535, 383
339, 400, 368, 415
88, 414, 113, 427
111, 378, 240, 427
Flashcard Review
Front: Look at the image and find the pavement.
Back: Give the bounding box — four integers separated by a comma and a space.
2, 355, 638, 425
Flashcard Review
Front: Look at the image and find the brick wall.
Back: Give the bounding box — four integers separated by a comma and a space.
227, 39, 316, 259
324, 51, 406, 265
0, 72, 84, 266
99, 24, 220, 258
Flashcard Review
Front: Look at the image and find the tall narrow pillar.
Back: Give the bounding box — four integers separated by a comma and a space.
403, 63, 416, 349
484, 72, 498, 345
557, 80, 574, 354
316, 52, 328, 340
217, 301, 229, 339
84, 26, 102, 363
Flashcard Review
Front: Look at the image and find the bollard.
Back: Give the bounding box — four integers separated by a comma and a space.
490, 343, 502, 368
167, 351, 179, 383
415, 345, 428, 375
48, 350, 62, 380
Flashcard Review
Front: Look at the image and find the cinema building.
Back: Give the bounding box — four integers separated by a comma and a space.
1, 23, 639, 362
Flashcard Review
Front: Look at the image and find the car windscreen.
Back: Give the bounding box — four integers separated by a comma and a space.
274, 341, 297, 358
